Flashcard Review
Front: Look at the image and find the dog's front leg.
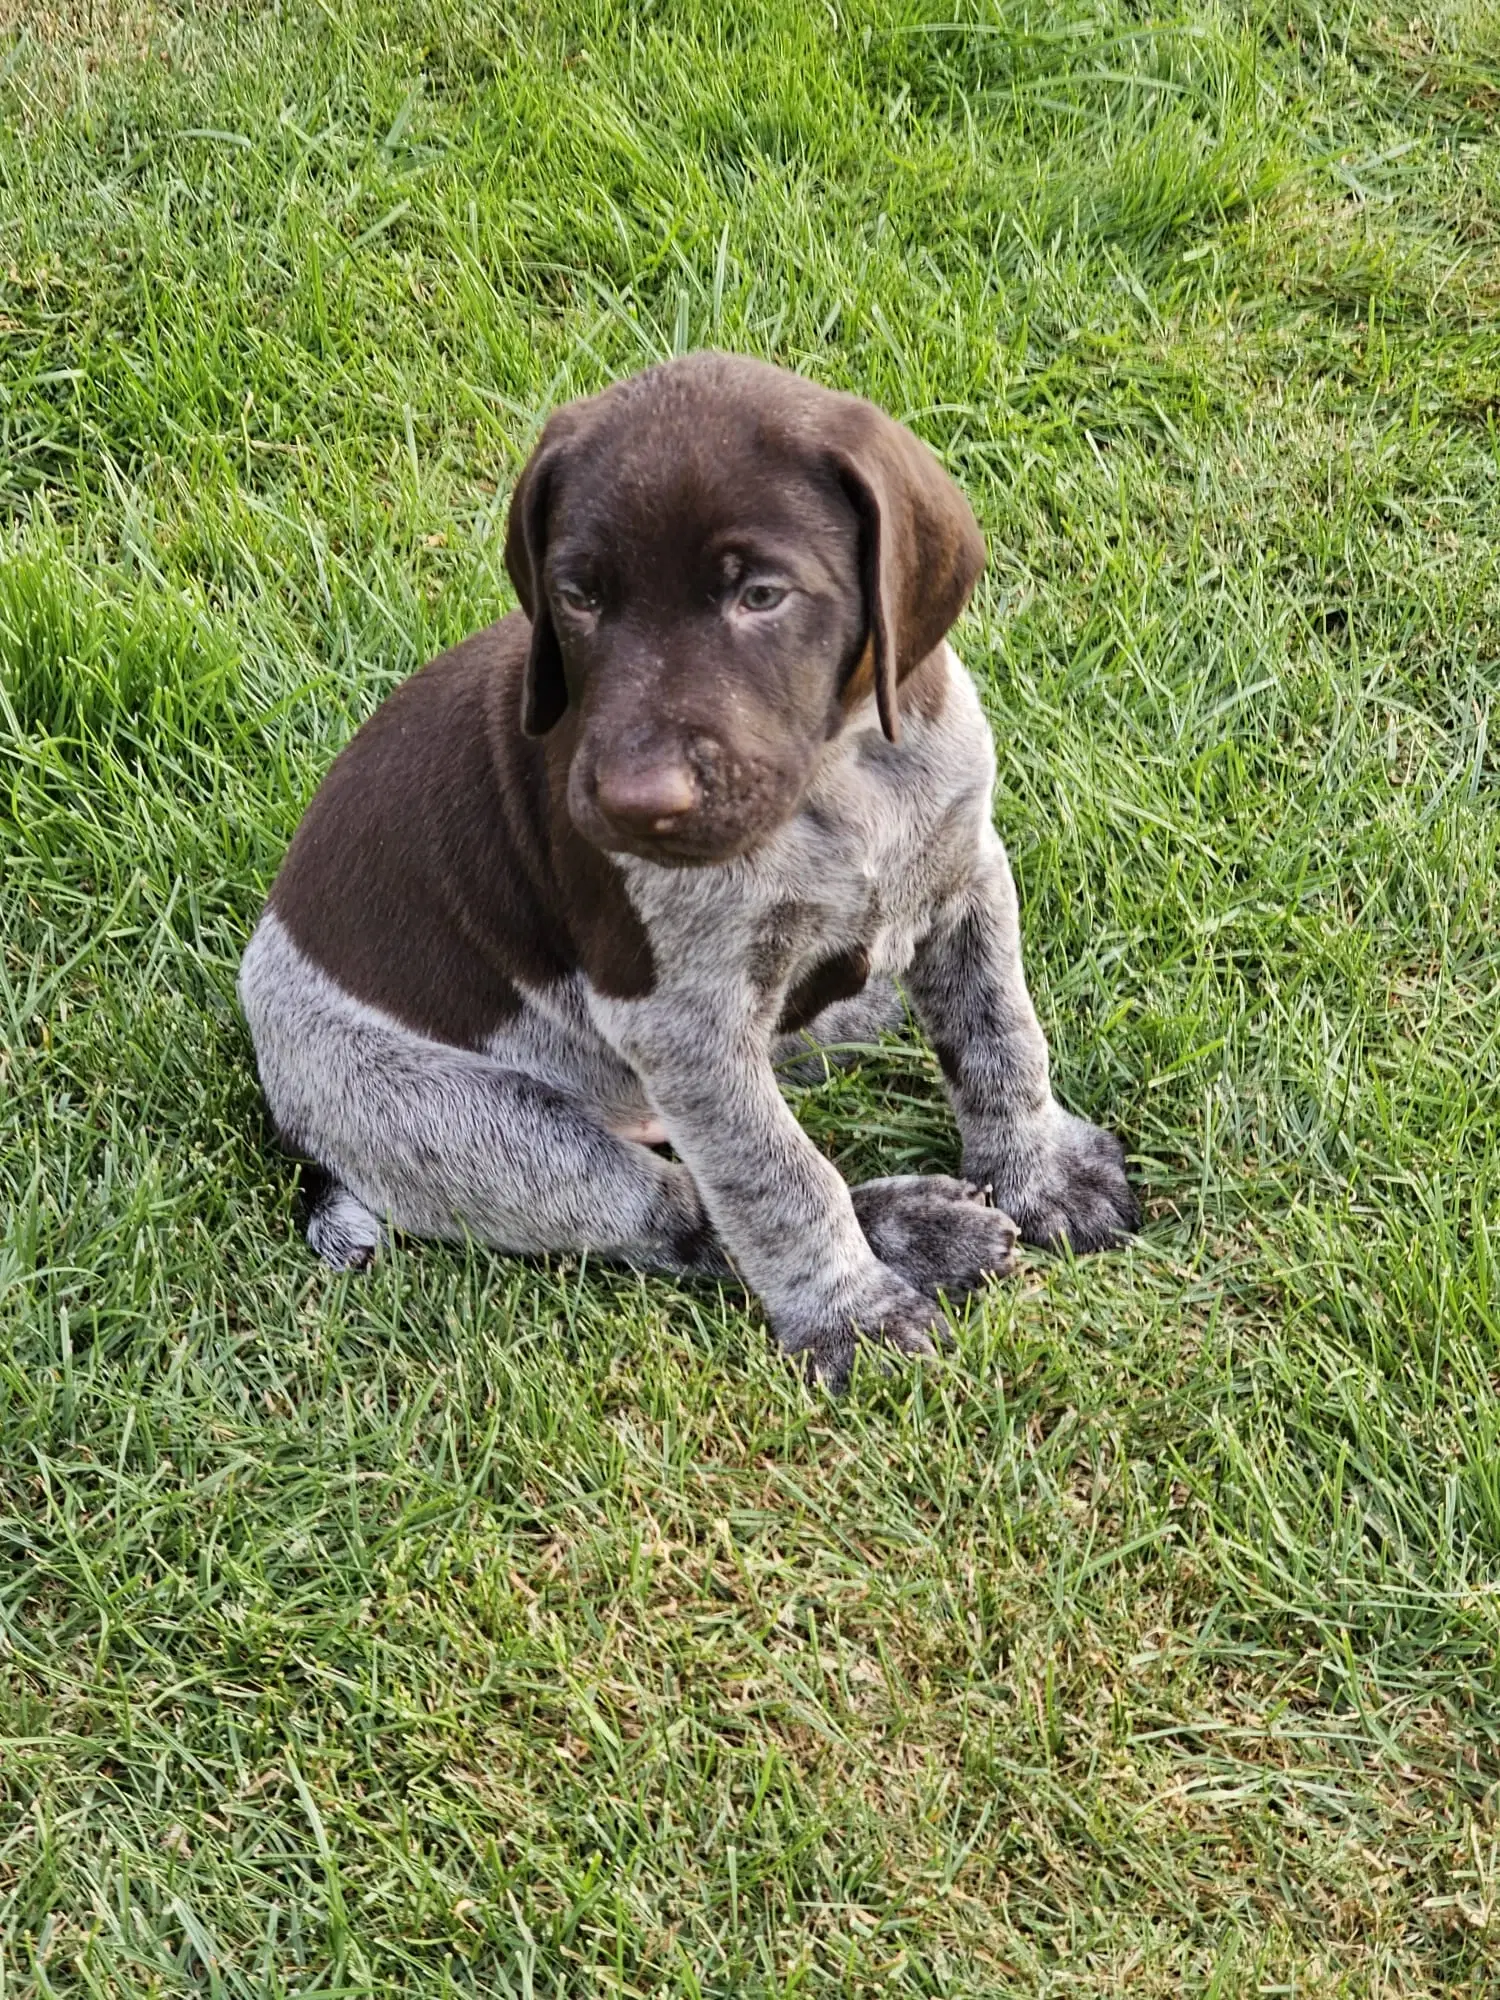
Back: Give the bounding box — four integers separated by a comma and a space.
906, 828, 1139, 1252
597, 996, 947, 1390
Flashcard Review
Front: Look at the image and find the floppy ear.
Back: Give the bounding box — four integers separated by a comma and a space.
831, 417, 985, 745
504, 442, 568, 737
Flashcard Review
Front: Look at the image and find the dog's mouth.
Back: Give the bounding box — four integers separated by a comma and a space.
572, 812, 758, 869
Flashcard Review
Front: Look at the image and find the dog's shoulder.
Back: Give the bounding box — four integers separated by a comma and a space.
273, 612, 529, 862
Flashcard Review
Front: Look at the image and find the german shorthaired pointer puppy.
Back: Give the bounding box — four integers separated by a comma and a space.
239, 353, 1137, 1388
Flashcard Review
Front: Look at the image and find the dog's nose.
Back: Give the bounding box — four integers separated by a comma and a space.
593, 759, 699, 832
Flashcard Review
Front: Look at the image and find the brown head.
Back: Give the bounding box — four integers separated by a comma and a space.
504, 352, 985, 865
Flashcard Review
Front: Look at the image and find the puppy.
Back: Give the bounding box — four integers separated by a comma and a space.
239, 353, 1137, 1388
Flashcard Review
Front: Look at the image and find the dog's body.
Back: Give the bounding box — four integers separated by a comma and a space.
240, 354, 1137, 1386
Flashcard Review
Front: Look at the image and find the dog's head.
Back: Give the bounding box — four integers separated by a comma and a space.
504, 353, 984, 865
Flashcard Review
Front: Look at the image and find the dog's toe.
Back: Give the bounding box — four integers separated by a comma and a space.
850, 1175, 1020, 1300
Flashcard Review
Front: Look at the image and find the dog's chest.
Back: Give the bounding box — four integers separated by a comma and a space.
620, 654, 995, 998
770, 735, 979, 979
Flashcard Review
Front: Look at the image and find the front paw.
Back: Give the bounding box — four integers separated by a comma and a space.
850, 1175, 1019, 1299
974, 1107, 1139, 1254
776, 1270, 948, 1395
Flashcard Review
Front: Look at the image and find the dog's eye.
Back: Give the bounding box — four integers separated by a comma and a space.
554, 583, 600, 616
737, 582, 788, 613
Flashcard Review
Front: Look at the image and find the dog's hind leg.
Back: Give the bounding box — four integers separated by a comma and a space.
285, 1050, 729, 1277
301, 1165, 384, 1271
358, 1068, 729, 1277
241, 914, 728, 1277
292, 1066, 728, 1278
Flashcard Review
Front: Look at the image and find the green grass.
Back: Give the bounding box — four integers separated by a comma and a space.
2, 0, 1499, 1990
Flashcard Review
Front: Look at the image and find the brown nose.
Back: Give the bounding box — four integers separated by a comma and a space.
593, 758, 699, 832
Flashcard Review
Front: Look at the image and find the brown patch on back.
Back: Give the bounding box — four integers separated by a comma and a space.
269, 614, 654, 1047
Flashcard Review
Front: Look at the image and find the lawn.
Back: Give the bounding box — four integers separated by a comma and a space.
2, 0, 1499, 1992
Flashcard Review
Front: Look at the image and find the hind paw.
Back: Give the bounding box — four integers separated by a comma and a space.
306, 1182, 383, 1270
